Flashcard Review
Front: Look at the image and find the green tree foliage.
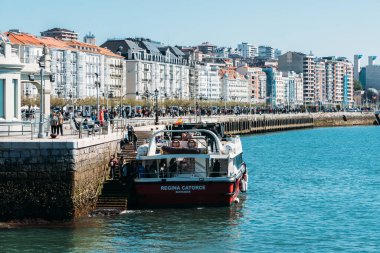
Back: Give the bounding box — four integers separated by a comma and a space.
354, 80, 363, 91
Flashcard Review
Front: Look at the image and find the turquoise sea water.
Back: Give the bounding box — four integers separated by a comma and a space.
1, 126, 380, 252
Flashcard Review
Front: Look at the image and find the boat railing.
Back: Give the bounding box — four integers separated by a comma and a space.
138, 168, 228, 179
147, 129, 224, 156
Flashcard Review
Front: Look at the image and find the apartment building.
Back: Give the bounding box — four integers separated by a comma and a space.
41, 28, 78, 41
236, 66, 266, 104
101, 38, 193, 100
237, 42, 258, 58
6, 31, 124, 99
219, 68, 249, 103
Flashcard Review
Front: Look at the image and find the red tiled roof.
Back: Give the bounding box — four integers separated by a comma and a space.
6, 32, 122, 58
219, 67, 245, 80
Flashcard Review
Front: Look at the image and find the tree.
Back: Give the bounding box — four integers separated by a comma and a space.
354, 80, 363, 91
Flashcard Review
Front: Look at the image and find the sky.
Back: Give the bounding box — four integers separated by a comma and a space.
1, 0, 380, 63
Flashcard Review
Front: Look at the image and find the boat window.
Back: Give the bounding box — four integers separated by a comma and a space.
233, 154, 243, 168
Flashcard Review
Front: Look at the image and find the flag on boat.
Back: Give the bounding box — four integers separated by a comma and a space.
174, 117, 183, 125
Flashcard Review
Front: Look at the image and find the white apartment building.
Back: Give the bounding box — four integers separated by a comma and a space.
318, 57, 354, 107
194, 64, 220, 100
101, 39, 192, 100
7, 31, 125, 99
237, 43, 258, 58
219, 68, 249, 103
283, 71, 303, 107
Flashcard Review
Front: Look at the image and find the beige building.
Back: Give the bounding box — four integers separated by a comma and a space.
236, 66, 266, 104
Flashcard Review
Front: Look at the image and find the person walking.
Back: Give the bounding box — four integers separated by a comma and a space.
57, 112, 64, 135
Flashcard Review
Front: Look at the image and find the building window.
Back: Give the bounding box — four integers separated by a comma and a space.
14, 79, 18, 118
0, 79, 4, 118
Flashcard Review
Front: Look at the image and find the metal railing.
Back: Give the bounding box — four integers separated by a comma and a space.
0, 115, 50, 139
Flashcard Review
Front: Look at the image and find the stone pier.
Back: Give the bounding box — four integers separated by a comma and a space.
0, 133, 121, 220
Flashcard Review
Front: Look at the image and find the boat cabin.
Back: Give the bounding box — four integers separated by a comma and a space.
135, 129, 244, 180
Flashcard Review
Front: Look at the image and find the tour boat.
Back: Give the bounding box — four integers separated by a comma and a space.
375, 111, 380, 125
132, 123, 248, 208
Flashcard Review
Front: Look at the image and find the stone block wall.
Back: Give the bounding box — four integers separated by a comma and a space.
0, 133, 121, 220
313, 113, 376, 127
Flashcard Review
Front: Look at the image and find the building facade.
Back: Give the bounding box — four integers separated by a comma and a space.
237, 43, 257, 58
258, 46, 275, 60
41, 28, 79, 41
193, 64, 220, 101
101, 38, 193, 100
236, 66, 266, 104
7, 31, 124, 99
219, 68, 249, 103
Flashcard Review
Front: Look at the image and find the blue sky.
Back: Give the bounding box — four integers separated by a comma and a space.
1, 0, 379, 62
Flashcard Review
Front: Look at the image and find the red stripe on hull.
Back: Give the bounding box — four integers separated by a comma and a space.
134, 180, 241, 207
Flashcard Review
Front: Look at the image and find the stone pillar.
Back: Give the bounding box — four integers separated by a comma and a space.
0, 34, 23, 126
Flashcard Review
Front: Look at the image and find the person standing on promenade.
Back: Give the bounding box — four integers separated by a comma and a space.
127, 124, 134, 142
51, 112, 58, 135
57, 112, 64, 135
50, 112, 55, 134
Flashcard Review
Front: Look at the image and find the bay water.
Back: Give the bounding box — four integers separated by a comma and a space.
1, 126, 379, 252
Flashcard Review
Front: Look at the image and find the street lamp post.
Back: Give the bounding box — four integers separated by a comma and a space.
95, 73, 100, 120
154, 89, 159, 125
38, 68, 45, 138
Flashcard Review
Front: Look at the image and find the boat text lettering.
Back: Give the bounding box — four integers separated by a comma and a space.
160, 185, 206, 191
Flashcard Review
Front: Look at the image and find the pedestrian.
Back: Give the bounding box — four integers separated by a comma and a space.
133, 131, 138, 151
57, 112, 64, 135
127, 124, 133, 141
121, 159, 128, 183
51, 112, 59, 134
50, 112, 55, 134
109, 155, 118, 180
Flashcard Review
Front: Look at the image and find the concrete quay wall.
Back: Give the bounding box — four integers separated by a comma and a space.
312, 113, 376, 127
0, 133, 121, 220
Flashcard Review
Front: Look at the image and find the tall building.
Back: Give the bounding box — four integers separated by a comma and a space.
278, 51, 315, 105
364, 64, 380, 90
274, 49, 282, 59
368, 56, 377, 66
314, 60, 326, 104
197, 42, 217, 54
84, 32, 96, 45
354, 54, 363, 81
41, 28, 78, 41
317, 57, 354, 107
101, 38, 193, 100
258, 46, 275, 60
237, 43, 257, 58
